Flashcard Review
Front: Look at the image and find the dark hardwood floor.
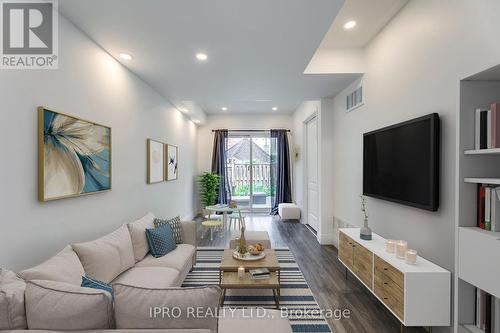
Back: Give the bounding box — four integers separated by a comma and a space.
196, 214, 427, 333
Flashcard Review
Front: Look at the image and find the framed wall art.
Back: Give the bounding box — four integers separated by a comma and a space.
166, 144, 178, 181
38, 107, 112, 202
147, 139, 165, 184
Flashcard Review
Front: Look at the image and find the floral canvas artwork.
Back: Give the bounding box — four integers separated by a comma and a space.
166, 144, 178, 180
38, 107, 111, 201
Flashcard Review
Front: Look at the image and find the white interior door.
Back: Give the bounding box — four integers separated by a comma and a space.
306, 116, 319, 231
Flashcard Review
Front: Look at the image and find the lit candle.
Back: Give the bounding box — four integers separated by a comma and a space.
396, 240, 407, 259
238, 266, 245, 279
386, 239, 396, 253
406, 249, 417, 265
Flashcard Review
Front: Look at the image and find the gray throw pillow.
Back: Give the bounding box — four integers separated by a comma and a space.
154, 216, 183, 244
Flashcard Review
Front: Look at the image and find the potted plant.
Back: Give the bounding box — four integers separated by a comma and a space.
198, 172, 220, 208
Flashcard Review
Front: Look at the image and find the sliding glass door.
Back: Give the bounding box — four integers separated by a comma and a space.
226, 131, 272, 213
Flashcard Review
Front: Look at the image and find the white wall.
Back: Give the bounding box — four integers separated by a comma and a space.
328, 0, 500, 275
0, 16, 198, 271
292, 100, 336, 244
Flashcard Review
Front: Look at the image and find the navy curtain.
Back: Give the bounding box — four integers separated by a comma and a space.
270, 129, 292, 215
211, 130, 231, 204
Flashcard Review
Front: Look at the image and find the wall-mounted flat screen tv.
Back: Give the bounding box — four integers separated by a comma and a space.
363, 113, 440, 211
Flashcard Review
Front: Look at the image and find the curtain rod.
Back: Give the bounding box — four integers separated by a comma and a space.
211, 129, 290, 132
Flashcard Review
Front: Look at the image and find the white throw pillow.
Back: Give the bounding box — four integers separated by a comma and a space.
113, 283, 221, 332
25, 280, 113, 330
127, 212, 155, 261
72, 224, 135, 283
18, 245, 85, 285
0, 268, 27, 330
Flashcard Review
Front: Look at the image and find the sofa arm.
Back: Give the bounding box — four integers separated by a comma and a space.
181, 220, 197, 267
181, 220, 197, 246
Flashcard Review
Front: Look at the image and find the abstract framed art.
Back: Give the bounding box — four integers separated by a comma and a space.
166, 144, 178, 181
147, 139, 165, 184
38, 107, 112, 202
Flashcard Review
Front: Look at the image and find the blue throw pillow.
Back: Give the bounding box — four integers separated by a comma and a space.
146, 223, 177, 258
81, 276, 113, 296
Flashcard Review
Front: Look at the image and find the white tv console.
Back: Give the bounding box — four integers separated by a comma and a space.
338, 228, 451, 328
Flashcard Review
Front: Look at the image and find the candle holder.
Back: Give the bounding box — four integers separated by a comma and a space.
385, 239, 396, 253
406, 249, 418, 265
238, 266, 245, 279
396, 240, 407, 259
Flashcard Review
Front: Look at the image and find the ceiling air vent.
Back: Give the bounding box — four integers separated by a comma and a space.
346, 85, 363, 112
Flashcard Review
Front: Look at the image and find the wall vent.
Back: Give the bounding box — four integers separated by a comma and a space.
346, 85, 363, 112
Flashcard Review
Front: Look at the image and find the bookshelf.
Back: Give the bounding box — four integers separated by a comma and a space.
455, 64, 500, 333
464, 148, 500, 155
464, 178, 500, 185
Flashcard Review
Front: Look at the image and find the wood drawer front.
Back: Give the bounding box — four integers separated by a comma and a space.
339, 233, 354, 268
374, 271, 404, 304
375, 255, 404, 289
353, 241, 373, 289
374, 278, 404, 321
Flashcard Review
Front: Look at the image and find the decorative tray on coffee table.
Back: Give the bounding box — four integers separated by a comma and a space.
232, 251, 266, 261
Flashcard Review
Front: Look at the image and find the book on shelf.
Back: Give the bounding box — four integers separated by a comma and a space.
475, 104, 500, 150
493, 103, 500, 148
475, 288, 500, 333
477, 185, 500, 231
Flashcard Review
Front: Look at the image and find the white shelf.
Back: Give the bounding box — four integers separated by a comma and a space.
458, 226, 500, 240
461, 324, 485, 333
464, 178, 500, 185
465, 148, 500, 155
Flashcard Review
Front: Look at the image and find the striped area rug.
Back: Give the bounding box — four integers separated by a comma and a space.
182, 248, 332, 333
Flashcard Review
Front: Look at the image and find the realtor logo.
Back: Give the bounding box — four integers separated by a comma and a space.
1, 0, 58, 69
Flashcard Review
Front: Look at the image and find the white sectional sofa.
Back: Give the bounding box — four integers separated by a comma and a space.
0, 212, 292, 333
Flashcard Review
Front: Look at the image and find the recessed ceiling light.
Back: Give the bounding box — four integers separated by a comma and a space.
119, 52, 133, 60
193, 119, 201, 124
196, 53, 208, 61
272, 107, 278, 111
344, 20, 357, 30
221, 107, 228, 111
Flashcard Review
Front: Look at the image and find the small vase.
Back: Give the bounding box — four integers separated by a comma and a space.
238, 226, 247, 255
360, 218, 372, 240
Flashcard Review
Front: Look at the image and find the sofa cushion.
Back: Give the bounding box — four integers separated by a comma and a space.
219, 308, 292, 333
112, 267, 181, 288
25, 280, 113, 330
18, 245, 85, 286
146, 223, 177, 258
113, 283, 221, 332
72, 224, 135, 283
0, 268, 27, 330
136, 243, 195, 272
127, 212, 156, 262
154, 216, 183, 244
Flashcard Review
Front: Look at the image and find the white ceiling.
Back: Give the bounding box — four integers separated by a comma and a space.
319, 0, 409, 48
59, 0, 362, 117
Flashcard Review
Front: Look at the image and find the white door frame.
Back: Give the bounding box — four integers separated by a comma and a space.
303, 112, 318, 229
